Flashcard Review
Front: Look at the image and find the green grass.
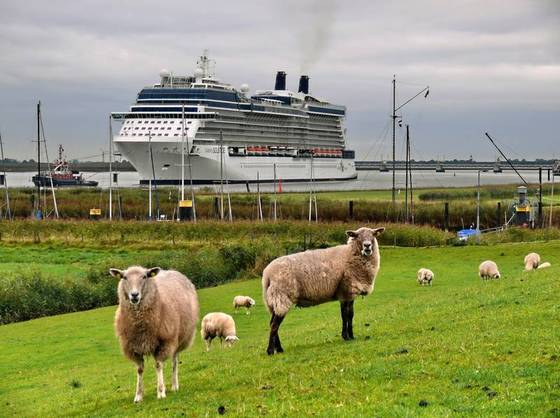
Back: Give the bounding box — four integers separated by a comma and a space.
1, 241, 559, 417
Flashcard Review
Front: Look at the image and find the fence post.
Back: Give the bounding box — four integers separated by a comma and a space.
496, 202, 501, 228
444, 202, 449, 231
348, 200, 354, 220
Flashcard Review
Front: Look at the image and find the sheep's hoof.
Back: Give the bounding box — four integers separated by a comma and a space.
157, 391, 166, 399
267, 347, 275, 356
276, 346, 284, 353
133, 395, 143, 403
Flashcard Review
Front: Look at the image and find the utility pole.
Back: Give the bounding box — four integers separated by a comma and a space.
0, 129, 11, 220
391, 77, 429, 206
219, 130, 224, 220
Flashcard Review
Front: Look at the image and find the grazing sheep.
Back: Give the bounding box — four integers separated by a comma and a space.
479, 260, 501, 280
417, 268, 434, 286
233, 295, 256, 314
262, 226, 385, 355
110, 266, 199, 403
524, 252, 541, 271
537, 262, 551, 269
200, 312, 239, 351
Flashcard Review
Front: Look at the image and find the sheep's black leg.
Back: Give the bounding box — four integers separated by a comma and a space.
340, 301, 349, 340
273, 315, 285, 353
347, 300, 355, 340
267, 314, 285, 355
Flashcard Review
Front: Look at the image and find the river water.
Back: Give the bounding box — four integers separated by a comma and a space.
3, 170, 550, 192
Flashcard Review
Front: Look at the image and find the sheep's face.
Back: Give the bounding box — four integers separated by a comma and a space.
346, 227, 385, 257
109, 266, 161, 306
225, 335, 239, 347
249, 298, 256, 306
493, 272, 501, 279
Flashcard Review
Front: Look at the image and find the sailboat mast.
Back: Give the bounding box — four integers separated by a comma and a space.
37, 101, 41, 215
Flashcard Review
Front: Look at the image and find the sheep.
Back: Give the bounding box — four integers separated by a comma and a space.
524, 252, 541, 271
110, 266, 199, 403
262, 226, 385, 355
417, 268, 434, 286
537, 262, 551, 269
200, 312, 239, 351
479, 260, 501, 280
233, 295, 256, 314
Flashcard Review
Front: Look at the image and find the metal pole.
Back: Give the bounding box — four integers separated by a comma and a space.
257, 171, 263, 221
273, 163, 277, 221
181, 104, 185, 202
0, 129, 11, 220
108, 114, 113, 220
476, 170, 481, 233
37, 101, 41, 216
550, 172, 555, 228
391, 76, 396, 206
219, 130, 224, 220
405, 124, 409, 222
148, 131, 152, 220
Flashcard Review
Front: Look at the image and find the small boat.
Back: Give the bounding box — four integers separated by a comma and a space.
32, 145, 98, 187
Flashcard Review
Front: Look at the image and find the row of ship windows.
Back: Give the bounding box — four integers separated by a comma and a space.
121, 132, 181, 137
123, 126, 182, 131
124, 120, 192, 125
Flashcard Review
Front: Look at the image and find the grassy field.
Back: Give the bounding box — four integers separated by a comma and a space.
1, 240, 559, 417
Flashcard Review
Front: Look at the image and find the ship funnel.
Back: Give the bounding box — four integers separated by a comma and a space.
275, 71, 286, 90
298, 75, 309, 94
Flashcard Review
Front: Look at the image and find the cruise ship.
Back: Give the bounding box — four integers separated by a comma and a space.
113, 52, 357, 185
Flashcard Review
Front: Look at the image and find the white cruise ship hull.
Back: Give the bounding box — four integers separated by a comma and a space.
115, 140, 357, 184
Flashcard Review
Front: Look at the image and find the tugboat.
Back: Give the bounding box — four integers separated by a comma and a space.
32, 145, 98, 187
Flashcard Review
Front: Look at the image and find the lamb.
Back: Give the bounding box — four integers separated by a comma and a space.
537, 262, 551, 269
262, 226, 385, 355
479, 260, 501, 280
524, 252, 541, 271
233, 295, 256, 314
417, 268, 434, 286
110, 266, 199, 403
200, 312, 239, 351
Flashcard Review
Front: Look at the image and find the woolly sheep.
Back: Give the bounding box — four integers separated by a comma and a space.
200, 312, 239, 351
233, 295, 256, 314
262, 226, 385, 355
537, 262, 551, 269
110, 266, 199, 403
524, 252, 541, 271
417, 268, 434, 286
479, 260, 501, 280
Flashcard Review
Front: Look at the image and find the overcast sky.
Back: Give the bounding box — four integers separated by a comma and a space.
0, 0, 559, 161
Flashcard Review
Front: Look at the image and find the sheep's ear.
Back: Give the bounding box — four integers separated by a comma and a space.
372, 227, 385, 236
346, 230, 358, 238
109, 268, 124, 279
147, 267, 161, 278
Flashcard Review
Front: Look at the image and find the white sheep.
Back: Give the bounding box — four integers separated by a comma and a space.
233, 295, 256, 314
537, 262, 551, 269
110, 266, 199, 403
524, 252, 541, 271
262, 226, 384, 355
417, 268, 434, 286
479, 260, 501, 280
200, 312, 239, 351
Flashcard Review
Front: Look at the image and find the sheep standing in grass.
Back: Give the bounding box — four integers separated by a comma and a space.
537, 262, 551, 269
417, 268, 434, 286
262, 226, 385, 355
524, 252, 541, 271
233, 296, 255, 314
200, 312, 239, 351
479, 260, 501, 280
110, 266, 199, 403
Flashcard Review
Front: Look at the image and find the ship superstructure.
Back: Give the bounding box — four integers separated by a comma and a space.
113, 52, 357, 184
